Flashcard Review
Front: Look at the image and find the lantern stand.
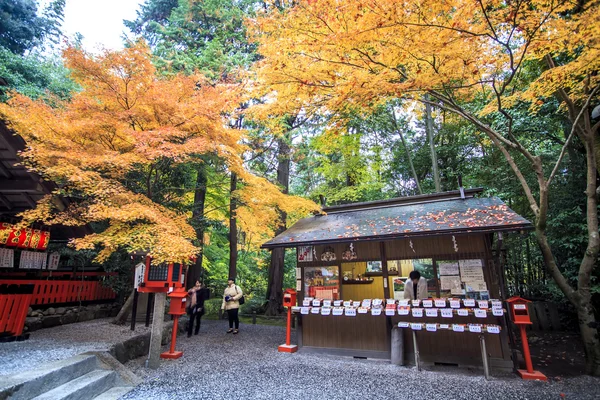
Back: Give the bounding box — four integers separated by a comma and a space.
278, 289, 298, 353
507, 297, 547, 381
136, 255, 188, 369
161, 288, 187, 359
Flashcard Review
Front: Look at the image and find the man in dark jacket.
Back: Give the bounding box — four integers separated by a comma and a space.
187, 280, 210, 337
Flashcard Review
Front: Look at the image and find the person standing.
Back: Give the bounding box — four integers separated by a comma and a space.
221, 277, 243, 334
187, 280, 209, 337
403, 270, 428, 300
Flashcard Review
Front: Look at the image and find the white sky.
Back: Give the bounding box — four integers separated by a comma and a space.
61, 0, 145, 51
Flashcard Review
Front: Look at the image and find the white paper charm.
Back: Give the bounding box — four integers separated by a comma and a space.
492, 308, 504, 317
398, 306, 410, 316
441, 309, 453, 318
452, 324, 465, 332
411, 308, 423, 317
425, 308, 439, 317
300, 307, 310, 315
457, 309, 469, 316
487, 325, 500, 334
474, 309, 487, 318
411, 323, 422, 330
469, 324, 482, 333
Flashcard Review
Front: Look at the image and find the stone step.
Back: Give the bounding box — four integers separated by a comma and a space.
0, 353, 97, 400
92, 386, 135, 400
31, 370, 116, 400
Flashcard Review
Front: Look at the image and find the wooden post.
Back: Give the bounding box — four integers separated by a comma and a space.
480, 335, 490, 380
145, 293, 154, 327
412, 330, 421, 371
380, 242, 390, 299
130, 290, 139, 331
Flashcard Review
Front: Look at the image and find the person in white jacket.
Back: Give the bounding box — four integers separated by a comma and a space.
221, 277, 243, 334
403, 271, 428, 300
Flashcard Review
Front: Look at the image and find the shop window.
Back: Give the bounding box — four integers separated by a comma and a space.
304, 266, 339, 299
436, 259, 488, 299
389, 259, 437, 298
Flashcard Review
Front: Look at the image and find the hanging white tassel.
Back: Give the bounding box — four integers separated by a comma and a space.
452, 235, 459, 252
409, 240, 416, 253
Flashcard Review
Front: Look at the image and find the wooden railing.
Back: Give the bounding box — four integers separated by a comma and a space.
0, 277, 116, 306
0, 285, 33, 339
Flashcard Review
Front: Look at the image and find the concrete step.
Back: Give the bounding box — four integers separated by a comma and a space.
0, 353, 97, 400
92, 386, 135, 400
31, 370, 116, 400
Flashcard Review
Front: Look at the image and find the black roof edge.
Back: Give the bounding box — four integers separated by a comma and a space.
322, 188, 485, 214
260, 223, 533, 250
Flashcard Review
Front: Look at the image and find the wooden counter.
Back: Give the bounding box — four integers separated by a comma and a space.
298, 313, 391, 359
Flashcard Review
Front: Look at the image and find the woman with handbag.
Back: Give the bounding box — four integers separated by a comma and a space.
221, 277, 244, 334
187, 280, 209, 337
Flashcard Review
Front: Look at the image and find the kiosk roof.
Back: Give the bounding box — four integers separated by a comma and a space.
261, 190, 531, 249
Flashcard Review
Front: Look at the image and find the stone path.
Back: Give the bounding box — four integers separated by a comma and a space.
123, 320, 600, 400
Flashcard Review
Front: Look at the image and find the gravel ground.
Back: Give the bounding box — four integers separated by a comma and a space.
0, 318, 152, 376
123, 320, 600, 400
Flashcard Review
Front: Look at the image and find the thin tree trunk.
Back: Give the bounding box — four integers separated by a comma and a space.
424, 94, 441, 192
112, 288, 135, 325
266, 135, 291, 315
188, 163, 207, 288
228, 172, 237, 280
391, 108, 422, 194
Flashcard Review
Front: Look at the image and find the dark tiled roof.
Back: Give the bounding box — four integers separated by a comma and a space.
261, 196, 531, 248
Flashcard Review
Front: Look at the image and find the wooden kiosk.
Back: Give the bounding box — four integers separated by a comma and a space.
261, 189, 532, 369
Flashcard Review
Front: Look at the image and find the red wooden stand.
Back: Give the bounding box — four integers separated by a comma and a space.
160, 315, 183, 359
278, 306, 297, 353
516, 325, 547, 381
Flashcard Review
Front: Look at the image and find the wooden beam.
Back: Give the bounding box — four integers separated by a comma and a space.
380, 242, 390, 299
23, 193, 37, 208
0, 179, 40, 193
0, 193, 12, 210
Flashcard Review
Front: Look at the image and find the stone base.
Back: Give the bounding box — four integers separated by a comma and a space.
160, 351, 183, 359
278, 344, 298, 353
517, 369, 547, 381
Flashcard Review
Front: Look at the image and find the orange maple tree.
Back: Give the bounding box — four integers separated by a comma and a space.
249, 0, 600, 374
0, 42, 317, 264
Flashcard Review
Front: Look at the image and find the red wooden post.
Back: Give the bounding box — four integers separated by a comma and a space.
278, 289, 298, 353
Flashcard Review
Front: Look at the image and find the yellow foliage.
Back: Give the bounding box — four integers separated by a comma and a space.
249, 0, 596, 121
0, 42, 318, 262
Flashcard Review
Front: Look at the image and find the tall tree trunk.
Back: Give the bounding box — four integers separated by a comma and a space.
228, 172, 237, 280
577, 127, 600, 375
425, 94, 441, 192
266, 135, 291, 315
391, 108, 422, 194
188, 163, 207, 288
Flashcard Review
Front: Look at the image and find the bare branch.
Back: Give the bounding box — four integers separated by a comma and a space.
547, 84, 600, 187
